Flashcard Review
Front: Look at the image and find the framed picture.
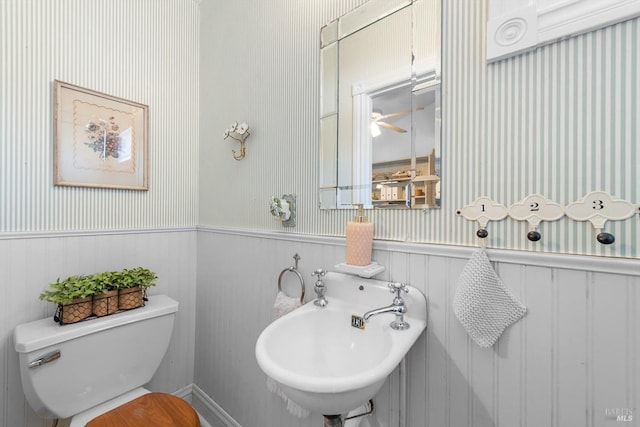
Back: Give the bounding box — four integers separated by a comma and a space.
54, 80, 149, 190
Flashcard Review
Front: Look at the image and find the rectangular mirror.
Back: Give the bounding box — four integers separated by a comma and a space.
319, 0, 441, 210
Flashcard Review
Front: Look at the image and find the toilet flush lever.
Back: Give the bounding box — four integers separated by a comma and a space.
28, 350, 60, 369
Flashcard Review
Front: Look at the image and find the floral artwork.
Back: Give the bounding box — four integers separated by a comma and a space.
54, 80, 149, 190
84, 117, 123, 160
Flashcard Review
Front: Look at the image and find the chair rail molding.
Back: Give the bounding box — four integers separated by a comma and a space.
487, 0, 640, 62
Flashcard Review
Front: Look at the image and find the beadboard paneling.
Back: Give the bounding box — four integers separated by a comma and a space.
0, 0, 199, 232
199, 0, 639, 258
195, 228, 640, 427
0, 230, 197, 427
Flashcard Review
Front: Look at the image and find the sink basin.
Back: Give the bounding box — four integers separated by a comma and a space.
255, 271, 427, 415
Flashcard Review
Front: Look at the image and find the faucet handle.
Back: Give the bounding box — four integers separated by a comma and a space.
312, 268, 327, 278
388, 282, 409, 298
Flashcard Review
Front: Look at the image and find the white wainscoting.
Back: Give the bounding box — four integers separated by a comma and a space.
195, 227, 640, 427
3, 227, 636, 427
0, 229, 197, 427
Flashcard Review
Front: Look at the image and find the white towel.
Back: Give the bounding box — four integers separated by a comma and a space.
266, 377, 310, 418
267, 291, 309, 418
273, 291, 302, 319
453, 248, 526, 348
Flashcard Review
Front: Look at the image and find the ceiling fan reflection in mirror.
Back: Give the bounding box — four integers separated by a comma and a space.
370, 107, 424, 136
371, 109, 409, 135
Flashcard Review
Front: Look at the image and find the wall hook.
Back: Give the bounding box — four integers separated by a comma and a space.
565, 191, 635, 245
223, 121, 250, 161
476, 228, 489, 239
527, 229, 542, 242
596, 231, 615, 245
457, 197, 508, 247
507, 194, 564, 243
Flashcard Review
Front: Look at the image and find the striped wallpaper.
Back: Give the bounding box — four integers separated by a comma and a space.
0, 0, 200, 232
200, 0, 639, 259
1, 0, 637, 258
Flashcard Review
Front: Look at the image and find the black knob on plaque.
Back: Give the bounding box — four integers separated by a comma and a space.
596, 232, 615, 245
527, 230, 541, 242
476, 228, 488, 239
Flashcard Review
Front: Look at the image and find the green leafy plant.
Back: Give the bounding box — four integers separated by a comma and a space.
113, 267, 158, 291
92, 270, 118, 294
39, 267, 158, 305
39, 275, 96, 305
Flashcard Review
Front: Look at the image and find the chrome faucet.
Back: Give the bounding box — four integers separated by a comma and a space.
363, 283, 410, 330
312, 268, 328, 307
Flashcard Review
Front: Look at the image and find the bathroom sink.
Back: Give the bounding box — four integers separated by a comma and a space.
255, 272, 427, 415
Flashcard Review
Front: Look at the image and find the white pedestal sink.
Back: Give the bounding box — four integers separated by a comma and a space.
255, 272, 427, 416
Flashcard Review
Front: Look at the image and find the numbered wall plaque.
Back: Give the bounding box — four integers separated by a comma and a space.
565, 191, 635, 229
456, 197, 508, 245
457, 196, 508, 228
508, 194, 564, 227
508, 194, 565, 242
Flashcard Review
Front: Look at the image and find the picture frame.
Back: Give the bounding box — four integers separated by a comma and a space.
54, 80, 149, 190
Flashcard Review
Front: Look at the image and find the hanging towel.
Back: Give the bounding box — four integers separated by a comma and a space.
266, 377, 310, 418
273, 290, 302, 319
453, 248, 526, 348
266, 291, 309, 418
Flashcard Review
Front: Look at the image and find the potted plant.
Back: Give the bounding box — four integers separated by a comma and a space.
116, 267, 157, 310
91, 271, 119, 317
39, 275, 96, 324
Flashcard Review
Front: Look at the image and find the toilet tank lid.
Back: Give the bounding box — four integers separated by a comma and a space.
14, 294, 178, 353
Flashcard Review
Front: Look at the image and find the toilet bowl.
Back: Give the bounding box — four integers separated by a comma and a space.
14, 295, 199, 426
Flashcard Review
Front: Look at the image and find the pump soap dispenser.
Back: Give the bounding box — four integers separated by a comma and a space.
346, 204, 374, 266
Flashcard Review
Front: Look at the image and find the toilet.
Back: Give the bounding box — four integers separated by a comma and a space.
14, 294, 200, 426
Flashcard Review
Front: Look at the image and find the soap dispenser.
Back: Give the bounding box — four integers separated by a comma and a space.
346, 204, 374, 266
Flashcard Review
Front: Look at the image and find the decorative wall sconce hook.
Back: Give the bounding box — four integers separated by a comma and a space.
223, 121, 250, 161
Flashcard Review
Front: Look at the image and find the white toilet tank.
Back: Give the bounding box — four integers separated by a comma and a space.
14, 294, 178, 419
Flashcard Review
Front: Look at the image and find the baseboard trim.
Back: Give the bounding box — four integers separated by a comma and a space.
173, 383, 195, 402
190, 383, 242, 427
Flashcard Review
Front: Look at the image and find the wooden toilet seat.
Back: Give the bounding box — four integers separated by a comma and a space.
86, 392, 200, 427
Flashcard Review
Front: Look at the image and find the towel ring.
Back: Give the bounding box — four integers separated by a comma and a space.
277, 254, 305, 304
